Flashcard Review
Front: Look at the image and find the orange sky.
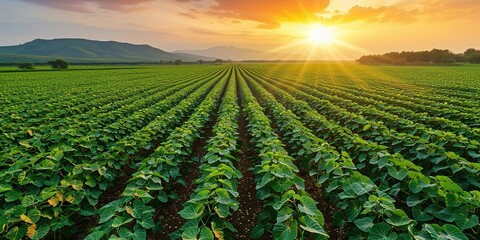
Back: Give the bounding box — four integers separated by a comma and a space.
1, 0, 480, 60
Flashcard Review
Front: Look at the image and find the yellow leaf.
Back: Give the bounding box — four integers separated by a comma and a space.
66, 195, 74, 203
27, 224, 37, 239
54, 211, 59, 217
125, 206, 135, 218
27, 129, 33, 136
20, 214, 33, 224
98, 167, 105, 176
213, 228, 224, 240
48, 197, 58, 207
19, 141, 33, 148
56, 192, 64, 202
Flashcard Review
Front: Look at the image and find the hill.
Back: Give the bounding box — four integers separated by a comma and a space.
0, 38, 214, 63
174, 46, 300, 61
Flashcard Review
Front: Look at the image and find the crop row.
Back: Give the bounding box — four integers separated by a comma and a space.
0, 67, 231, 239
239, 66, 479, 239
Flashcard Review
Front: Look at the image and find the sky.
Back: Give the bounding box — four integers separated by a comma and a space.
0, 0, 479, 60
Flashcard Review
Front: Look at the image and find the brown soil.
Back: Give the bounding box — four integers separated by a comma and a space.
150, 77, 230, 239
298, 171, 346, 240
227, 80, 265, 239
150, 132, 209, 240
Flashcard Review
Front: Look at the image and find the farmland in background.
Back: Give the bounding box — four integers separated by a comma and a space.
1, 63, 479, 240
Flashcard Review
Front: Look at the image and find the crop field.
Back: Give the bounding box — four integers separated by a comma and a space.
0, 63, 479, 240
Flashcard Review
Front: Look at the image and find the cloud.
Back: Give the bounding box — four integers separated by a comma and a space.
321, 5, 419, 24
320, 0, 480, 25
177, 0, 330, 28
21, 0, 154, 13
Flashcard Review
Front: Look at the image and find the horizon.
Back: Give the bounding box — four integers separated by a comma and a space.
1, 1, 479, 60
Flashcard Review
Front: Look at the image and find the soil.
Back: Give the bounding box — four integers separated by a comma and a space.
298, 171, 346, 240
150, 77, 230, 239
149, 122, 212, 240
227, 79, 265, 239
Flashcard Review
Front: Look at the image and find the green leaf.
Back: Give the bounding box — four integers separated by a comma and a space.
455, 209, 479, 230
299, 215, 328, 236
386, 209, 412, 227
442, 224, 469, 240
368, 223, 397, 240
112, 216, 134, 228
445, 193, 462, 208
351, 181, 374, 196
387, 167, 408, 181
250, 224, 265, 239
363, 124, 372, 131
214, 204, 230, 218
354, 216, 375, 232
84, 231, 105, 240
445, 152, 458, 160
26, 208, 42, 223
31, 224, 50, 240
298, 195, 320, 217
273, 221, 298, 240
132, 225, 147, 240
98, 204, 116, 224
181, 226, 200, 240
178, 203, 205, 220
0, 183, 13, 193
21, 195, 36, 207
199, 227, 214, 240
412, 205, 433, 222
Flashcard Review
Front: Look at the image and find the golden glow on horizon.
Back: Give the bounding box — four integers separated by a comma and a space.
308, 25, 335, 44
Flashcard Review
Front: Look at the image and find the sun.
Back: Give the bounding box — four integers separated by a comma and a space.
308, 25, 335, 44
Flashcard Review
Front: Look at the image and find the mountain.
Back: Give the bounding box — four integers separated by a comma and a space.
0, 38, 214, 63
174, 46, 295, 61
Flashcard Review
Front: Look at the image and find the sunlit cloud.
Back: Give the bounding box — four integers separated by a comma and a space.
21, 0, 154, 13
177, 0, 329, 29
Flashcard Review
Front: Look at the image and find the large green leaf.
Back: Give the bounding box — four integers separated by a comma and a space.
182, 225, 200, 240
354, 216, 375, 232
273, 221, 298, 240
178, 203, 205, 220
386, 209, 412, 227
368, 222, 397, 240
132, 225, 147, 240
441, 224, 469, 240
298, 195, 321, 217
112, 216, 134, 228
199, 227, 214, 240
84, 231, 105, 240
250, 224, 265, 239
98, 204, 116, 224
299, 215, 328, 237
387, 167, 408, 181
454, 209, 479, 230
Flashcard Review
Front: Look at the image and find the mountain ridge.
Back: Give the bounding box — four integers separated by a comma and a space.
174, 45, 304, 61
0, 38, 215, 63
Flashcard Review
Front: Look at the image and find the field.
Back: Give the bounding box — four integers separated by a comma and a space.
1, 63, 479, 240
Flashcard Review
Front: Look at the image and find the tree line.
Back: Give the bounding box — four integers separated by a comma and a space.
357, 48, 480, 65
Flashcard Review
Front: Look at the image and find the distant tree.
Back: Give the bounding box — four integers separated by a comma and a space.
174, 59, 183, 65
18, 63, 34, 70
214, 59, 223, 64
464, 48, 480, 56
469, 53, 480, 64
159, 60, 165, 64
48, 59, 69, 69
358, 49, 459, 65
197, 59, 203, 64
